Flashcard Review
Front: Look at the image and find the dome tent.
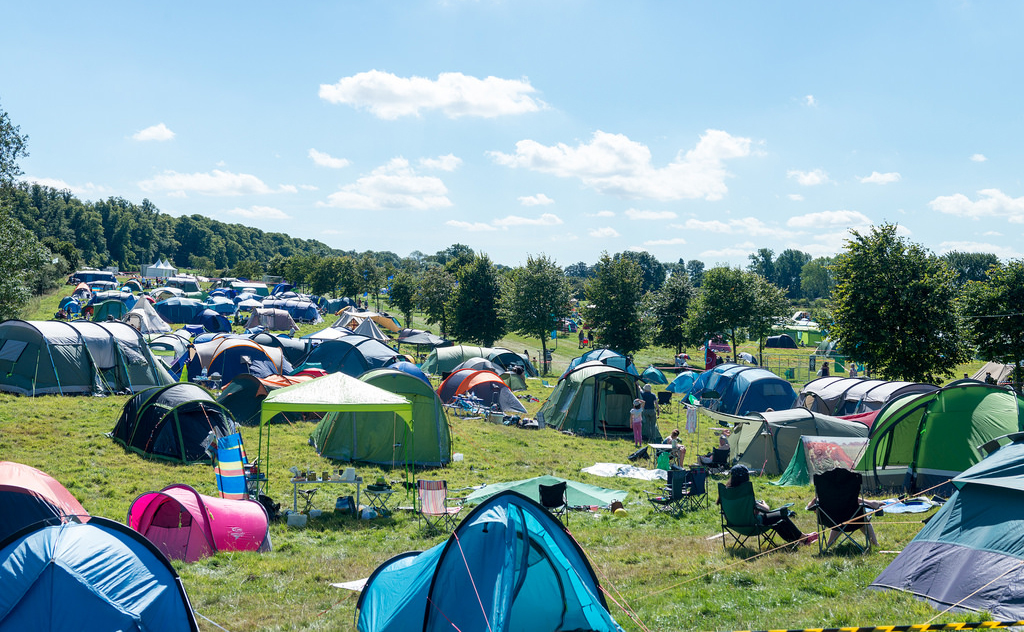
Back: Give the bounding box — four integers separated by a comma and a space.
537, 362, 648, 439
436, 369, 527, 413
690, 363, 797, 416
110, 383, 237, 463
0, 461, 89, 543
298, 336, 399, 377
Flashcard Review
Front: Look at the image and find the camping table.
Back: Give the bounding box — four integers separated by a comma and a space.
363, 487, 396, 516
291, 475, 362, 512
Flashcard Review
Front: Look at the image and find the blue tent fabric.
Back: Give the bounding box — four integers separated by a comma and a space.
299, 337, 398, 377
262, 298, 321, 323
563, 349, 638, 378
389, 360, 431, 385
0, 517, 199, 631
155, 297, 206, 325
357, 491, 623, 632
665, 371, 698, 395
691, 363, 797, 415
641, 365, 667, 384
192, 309, 232, 333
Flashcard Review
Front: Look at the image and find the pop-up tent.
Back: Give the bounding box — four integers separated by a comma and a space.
124, 297, 172, 335
0, 462, 89, 543
256, 373, 413, 479
356, 491, 623, 632
311, 367, 451, 467
665, 370, 699, 396
871, 437, 1024, 618
641, 365, 668, 384
538, 362, 648, 440
691, 363, 797, 416
110, 383, 237, 463
799, 377, 938, 417
0, 516, 199, 631
856, 379, 1024, 492
128, 483, 270, 563
730, 408, 870, 476
436, 369, 527, 413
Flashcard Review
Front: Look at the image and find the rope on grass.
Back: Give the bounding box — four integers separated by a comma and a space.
735, 620, 1024, 632
923, 559, 1024, 626
194, 609, 233, 632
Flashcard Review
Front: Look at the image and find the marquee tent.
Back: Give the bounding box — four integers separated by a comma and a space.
538, 362, 647, 439
799, 377, 938, 417
142, 258, 177, 279
0, 462, 89, 543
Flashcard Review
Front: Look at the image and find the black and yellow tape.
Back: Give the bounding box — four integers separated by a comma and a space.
736, 621, 1024, 632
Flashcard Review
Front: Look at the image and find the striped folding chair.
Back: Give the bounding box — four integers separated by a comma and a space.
416, 480, 462, 531
214, 432, 249, 500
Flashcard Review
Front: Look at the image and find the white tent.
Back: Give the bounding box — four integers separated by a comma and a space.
142, 259, 177, 279
124, 298, 172, 335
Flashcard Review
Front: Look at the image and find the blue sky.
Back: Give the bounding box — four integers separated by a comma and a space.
4, 1, 1024, 268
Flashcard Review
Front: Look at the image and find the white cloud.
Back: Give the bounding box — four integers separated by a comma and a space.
22, 177, 111, 198
589, 227, 620, 238
625, 208, 677, 220
788, 193, 804, 201
982, 230, 1002, 237
309, 149, 350, 169
319, 70, 545, 119
589, 210, 615, 217
938, 241, 1018, 258
419, 154, 462, 172
787, 210, 871, 229
227, 205, 292, 220
299, 184, 319, 191
138, 169, 292, 197
928, 189, 1024, 222
804, 95, 817, 107
644, 237, 687, 246
493, 213, 563, 228
671, 217, 789, 238
446, 220, 496, 232
132, 123, 175, 142
859, 171, 901, 184
970, 153, 987, 162
699, 242, 756, 258
787, 168, 830, 186
518, 193, 554, 206
489, 128, 752, 201
320, 158, 452, 210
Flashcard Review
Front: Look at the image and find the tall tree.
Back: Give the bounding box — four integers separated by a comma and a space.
388, 269, 418, 330
747, 248, 776, 286
943, 250, 1000, 286
831, 224, 970, 383
615, 250, 666, 293
450, 254, 505, 346
962, 260, 1024, 390
801, 257, 835, 300
774, 249, 812, 299
648, 270, 695, 354
0, 99, 28, 187
583, 253, 645, 355
0, 208, 50, 319
686, 259, 705, 288
418, 265, 456, 337
500, 255, 569, 374
747, 273, 791, 364
686, 266, 755, 360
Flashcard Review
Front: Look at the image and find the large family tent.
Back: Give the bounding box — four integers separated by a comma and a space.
154, 297, 206, 325
857, 379, 1024, 492
729, 408, 871, 476
871, 437, 1024, 618
0, 462, 89, 543
356, 490, 623, 632
765, 334, 798, 349
245, 308, 297, 332
298, 336, 399, 377
0, 319, 174, 396
311, 368, 451, 466
563, 348, 638, 378
422, 344, 537, 377
799, 377, 938, 417
315, 295, 356, 314
127, 484, 270, 563
110, 383, 237, 463
91, 299, 129, 322
202, 295, 237, 315
691, 363, 797, 416
187, 337, 289, 384
124, 297, 172, 335
436, 369, 527, 413
538, 362, 647, 439
262, 298, 322, 323
0, 516, 199, 631
256, 372, 413, 476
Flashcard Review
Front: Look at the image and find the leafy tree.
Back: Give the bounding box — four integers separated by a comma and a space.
450, 254, 505, 346
0, 208, 50, 319
418, 265, 456, 337
388, 269, 418, 329
564, 261, 593, 278
962, 260, 1024, 390
747, 273, 791, 364
686, 259, 705, 288
801, 257, 835, 300
775, 249, 812, 299
583, 252, 645, 355
435, 243, 475, 268
615, 250, 665, 293
831, 224, 970, 383
308, 256, 355, 297
747, 248, 776, 285
231, 260, 264, 282
0, 99, 28, 187
685, 266, 756, 360
648, 270, 694, 354
943, 250, 1000, 286
500, 255, 569, 373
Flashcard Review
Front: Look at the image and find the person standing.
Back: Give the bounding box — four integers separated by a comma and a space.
629, 399, 644, 448
641, 384, 659, 442
578, 329, 585, 349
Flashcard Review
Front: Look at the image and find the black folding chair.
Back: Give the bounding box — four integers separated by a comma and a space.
680, 467, 709, 511
539, 481, 569, 526
645, 470, 687, 515
807, 468, 874, 554
705, 447, 731, 476
656, 390, 673, 413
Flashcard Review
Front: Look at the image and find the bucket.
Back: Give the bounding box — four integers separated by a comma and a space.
286, 512, 307, 528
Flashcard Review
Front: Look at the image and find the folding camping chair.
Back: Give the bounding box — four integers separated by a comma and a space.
539, 481, 569, 526
214, 432, 264, 500
718, 481, 786, 552
705, 447, 731, 477
680, 467, 709, 511
807, 468, 875, 554
645, 470, 687, 515
656, 390, 673, 414
416, 480, 462, 532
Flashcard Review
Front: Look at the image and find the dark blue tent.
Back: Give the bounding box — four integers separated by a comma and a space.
563, 348, 638, 378
262, 298, 321, 323
766, 334, 798, 349
0, 517, 199, 631
314, 296, 356, 314
192, 309, 232, 333
690, 363, 797, 415
299, 336, 398, 377
89, 290, 137, 309
155, 297, 206, 325
357, 491, 622, 632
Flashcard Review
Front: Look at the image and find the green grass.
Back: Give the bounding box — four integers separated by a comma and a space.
0, 283, 988, 631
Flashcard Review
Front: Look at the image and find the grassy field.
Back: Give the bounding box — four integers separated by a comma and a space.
0, 286, 988, 631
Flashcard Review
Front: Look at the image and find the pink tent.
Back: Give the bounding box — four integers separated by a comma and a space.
128, 483, 270, 562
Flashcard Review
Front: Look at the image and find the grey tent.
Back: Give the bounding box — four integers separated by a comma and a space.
730, 408, 870, 476
799, 377, 938, 416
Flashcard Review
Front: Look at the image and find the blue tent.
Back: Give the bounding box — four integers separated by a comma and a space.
192, 309, 232, 334
690, 363, 797, 415
389, 360, 430, 385
563, 348, 638, 378
665, 370, 699, 395
155, 297, 206, 325
262, 298, 321, 323
203, 296, 237, 315
298, 337, 398, 377
356, 491, 623, 632
0, 517, 198, 631
641, 365, 667, 384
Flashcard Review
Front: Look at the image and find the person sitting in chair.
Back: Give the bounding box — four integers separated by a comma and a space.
698, 431, 730, 466
668, 428, 686, 468
717, 465, 814, 544
805, 493, 882, 548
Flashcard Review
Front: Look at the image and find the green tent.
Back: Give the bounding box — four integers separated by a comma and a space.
422, 344, 538, 377
256, 372, 413, 479
856, 379, 1024, 492
310, 368, 451, 467
772, 435, 870, 486
537, 363, 651, 440
464, 475, 626, 508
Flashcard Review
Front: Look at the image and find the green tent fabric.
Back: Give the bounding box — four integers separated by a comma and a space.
641, 365, 667, 385
310, 368, 451, 467
772, 435, 870, 486
537, 363, 652, 440
464, 475, 626, 508
856, 379, 1024, 492
421, 344, 538, 377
